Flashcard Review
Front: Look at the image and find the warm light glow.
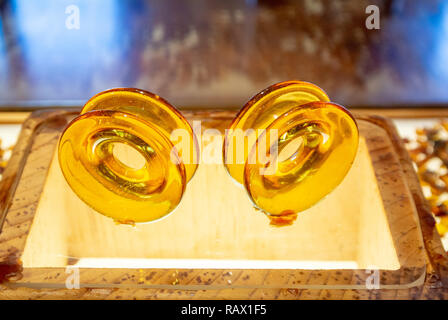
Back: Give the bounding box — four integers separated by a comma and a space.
75, 258, 359, 270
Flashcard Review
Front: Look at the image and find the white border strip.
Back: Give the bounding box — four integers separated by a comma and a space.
75, 258, 359, 270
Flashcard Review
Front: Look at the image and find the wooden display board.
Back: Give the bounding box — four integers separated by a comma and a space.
0, 109, 447, 299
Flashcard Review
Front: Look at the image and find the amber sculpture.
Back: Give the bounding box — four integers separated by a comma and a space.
58, 88, 199, 224
223, 81, 359, 226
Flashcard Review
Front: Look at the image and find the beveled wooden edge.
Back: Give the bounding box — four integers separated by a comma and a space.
2, 107, 448, 122
351, 108, 448, 119
0, 109, 78, 283
0, 112, 31, 124
5, 267, 425, 291
0, 109, 441, 299
355, 114, 448, 289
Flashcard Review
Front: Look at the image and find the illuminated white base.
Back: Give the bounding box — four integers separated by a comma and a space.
74, 258, 359, 270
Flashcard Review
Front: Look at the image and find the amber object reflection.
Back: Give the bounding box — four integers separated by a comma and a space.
224, 81, 359, 226
58, 88, 199, 224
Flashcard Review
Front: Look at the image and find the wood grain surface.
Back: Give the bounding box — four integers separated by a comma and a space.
0, 109, 447, 299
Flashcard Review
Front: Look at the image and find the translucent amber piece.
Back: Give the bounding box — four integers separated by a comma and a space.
58, 88, 199, 224
223, 81, 359, 225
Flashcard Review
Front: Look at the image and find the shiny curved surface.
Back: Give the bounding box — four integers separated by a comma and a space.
224, 81, 359, 225
58, 89, 198, 224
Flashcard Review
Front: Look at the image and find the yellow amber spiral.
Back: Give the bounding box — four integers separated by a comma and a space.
223, 81, 359, 226
58, 88, 199, 224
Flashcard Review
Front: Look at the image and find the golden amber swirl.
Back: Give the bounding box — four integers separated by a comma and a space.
223, 81, 359, 226
58, 88, 199, 224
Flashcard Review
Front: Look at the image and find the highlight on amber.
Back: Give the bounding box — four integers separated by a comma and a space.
58, 88, 199, 224
224, 81, 359, 226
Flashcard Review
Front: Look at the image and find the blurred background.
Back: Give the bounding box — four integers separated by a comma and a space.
0, 0, 447, 108
0, 0, 448, 249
